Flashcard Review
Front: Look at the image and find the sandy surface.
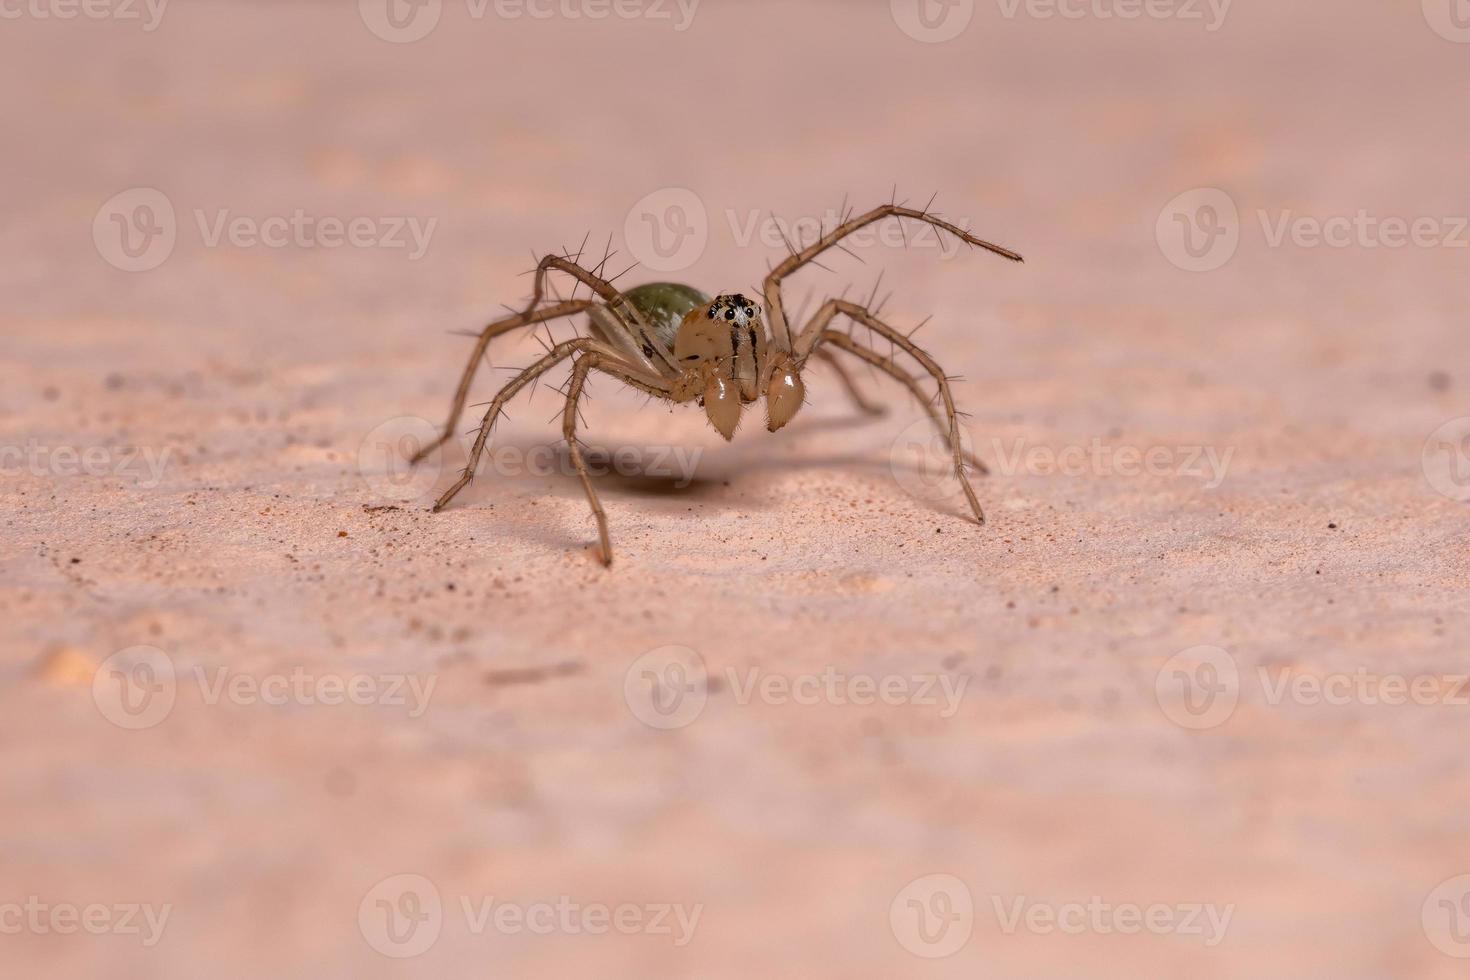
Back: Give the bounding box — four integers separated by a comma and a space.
3, 1, 1470, 977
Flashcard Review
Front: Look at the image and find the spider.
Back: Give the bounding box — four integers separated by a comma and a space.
408, 201, 1023, 566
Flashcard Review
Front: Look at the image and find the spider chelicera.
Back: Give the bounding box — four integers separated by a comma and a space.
408, 200, 1023, 565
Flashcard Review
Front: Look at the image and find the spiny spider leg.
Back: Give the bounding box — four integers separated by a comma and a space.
412, 298, 595, 465
561, 352, 675, 567
432, 338, 662, 513
816, 329, 989, 475
762, 202, 1023, 352
811, 348, 887, 417
798, 300, 987, 523
526, 254, 679, 375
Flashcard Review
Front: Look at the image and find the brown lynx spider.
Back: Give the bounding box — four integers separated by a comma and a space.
409, 199, 1023, 566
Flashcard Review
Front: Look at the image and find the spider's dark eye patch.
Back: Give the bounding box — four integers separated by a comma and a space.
744, 307, 755, 316
725, 310, 735, 321
708, 307, 717, 318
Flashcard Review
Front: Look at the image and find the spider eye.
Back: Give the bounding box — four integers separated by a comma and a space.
708, 307, 717, 318
725, 310, 735, 321
744, 307, 755, 316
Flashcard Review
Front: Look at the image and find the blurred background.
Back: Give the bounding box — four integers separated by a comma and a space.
3, 1, 1469, 977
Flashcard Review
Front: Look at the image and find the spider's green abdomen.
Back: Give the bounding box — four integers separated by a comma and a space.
622, 282, 709, 349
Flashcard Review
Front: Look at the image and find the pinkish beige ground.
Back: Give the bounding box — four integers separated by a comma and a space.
3, 1, 1470, 977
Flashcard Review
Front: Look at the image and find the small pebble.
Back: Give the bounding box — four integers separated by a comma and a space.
33, 647, 97, 686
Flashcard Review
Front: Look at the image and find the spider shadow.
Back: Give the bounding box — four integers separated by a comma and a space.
434, 407, 974, 555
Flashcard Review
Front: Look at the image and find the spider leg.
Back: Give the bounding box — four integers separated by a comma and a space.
816, 330, 989, 475
761, 202, 1022, 352
526, 254, 679, 376
560, 353, 674, 567
798, 300, 986, 523
433, 338, 594, 512
811, 348, 887, 418
413, 299, 596, 465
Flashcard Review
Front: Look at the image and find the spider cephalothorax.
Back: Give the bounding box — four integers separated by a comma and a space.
409, 200, 1023, 565
672, 293, 769, 438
